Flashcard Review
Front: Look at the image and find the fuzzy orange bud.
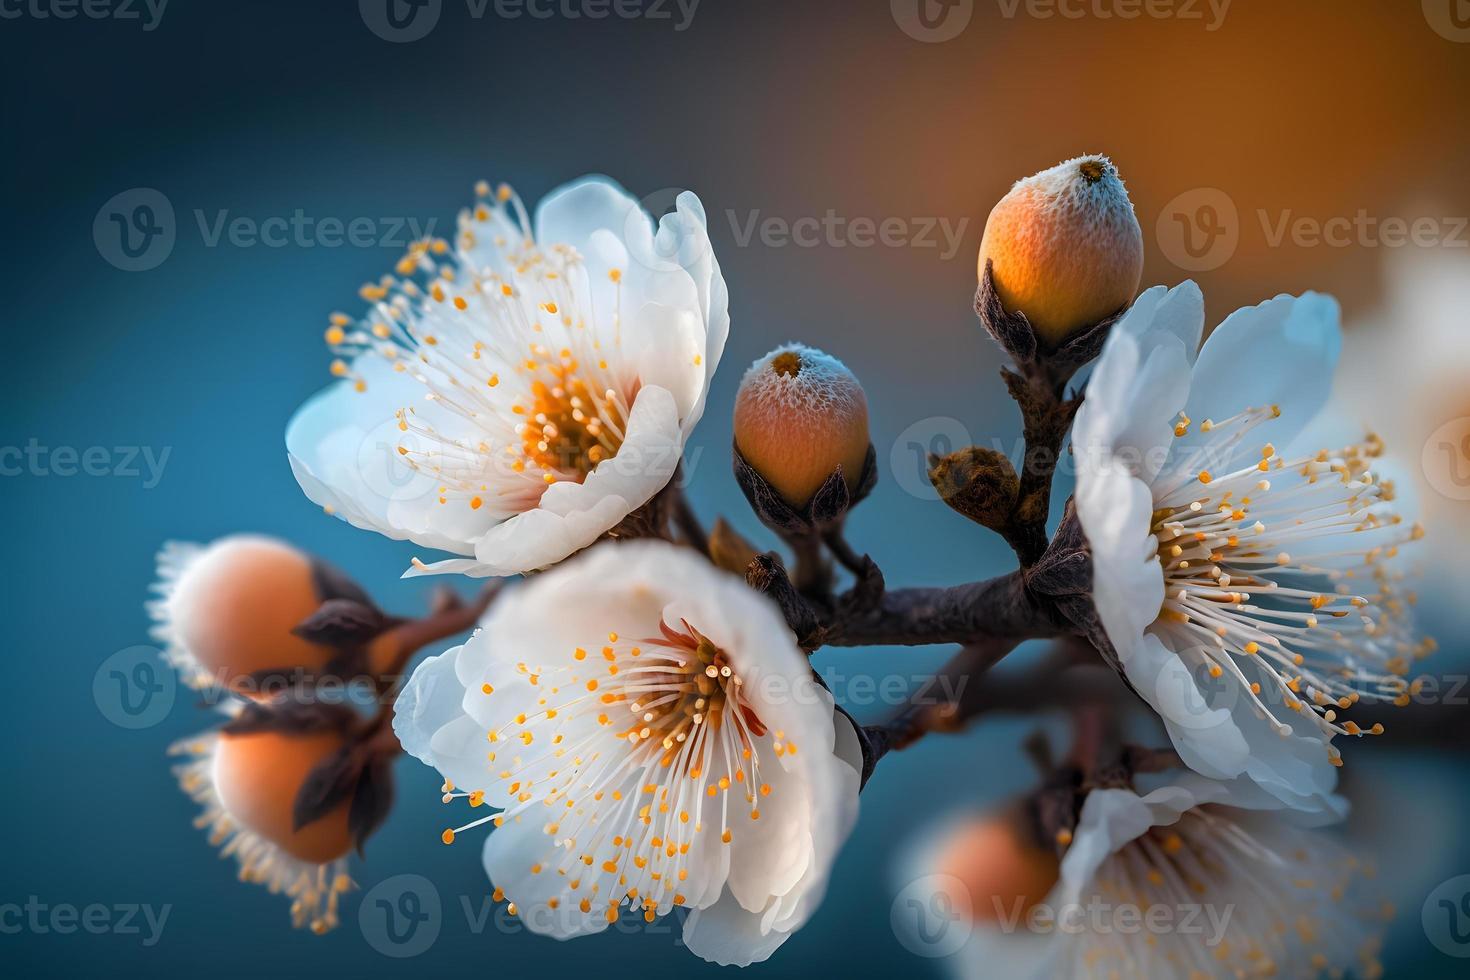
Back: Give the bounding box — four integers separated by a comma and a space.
212, 728, 355, 865
978, 155, 1143, 346
163, 536, 338, 695
934, 808, 1060, 923
733, 344, 870, 509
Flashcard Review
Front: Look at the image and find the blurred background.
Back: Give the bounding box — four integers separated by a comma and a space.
3, 0, 1469, 976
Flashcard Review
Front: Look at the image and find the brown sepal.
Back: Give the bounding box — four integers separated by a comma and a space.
733, 443, 877, 537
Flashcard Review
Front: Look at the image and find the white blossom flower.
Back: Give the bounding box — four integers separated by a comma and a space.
930, 774, 1391, 979
170, 726, 355, 934
286, 176, 730, 577
393, 540, 862, 966
1073, 283, 1428, 815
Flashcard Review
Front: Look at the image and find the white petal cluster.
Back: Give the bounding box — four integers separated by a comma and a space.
932, 775, 1389, 979
395, 540, 861, 965
1073, 283, 1426, 814
287, 177, 729, 577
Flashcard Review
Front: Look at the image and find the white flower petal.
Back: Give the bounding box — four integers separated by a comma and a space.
1076, 461, 1163, 645
467, 384, 683, 575
1072, 282, 1201, 485
286, 176, 729, 577
393, 645, 468, 767
396, 541, 859, 964
1181, 292, 1342, 459
1078, 283, 1415, 816
1032, 774, 1369, 978
681, 890, 796, 967
534, 175, 653, 258
286, 355, 485, 556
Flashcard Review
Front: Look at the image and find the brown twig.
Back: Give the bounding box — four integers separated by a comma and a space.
858, 641, 1134, 778
821, 525, 869, 577
949, 263, 1117, 568
825, 569, 1073, 648
369, 582, 503, 696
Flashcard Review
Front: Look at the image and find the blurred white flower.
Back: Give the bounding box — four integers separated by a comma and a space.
1330, 246, 1470, 629
287, 176, 729, 577
913, 774, 1391, 979
394, 540, 861, 966
1073, 283, 1427, 816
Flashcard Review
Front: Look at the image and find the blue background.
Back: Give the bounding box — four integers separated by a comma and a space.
3, 1, 1468, 977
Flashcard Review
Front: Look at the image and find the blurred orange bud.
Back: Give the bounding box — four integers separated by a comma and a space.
154, 535, 341, 695
212, 728, 355, 865
934, 808, 1059, 923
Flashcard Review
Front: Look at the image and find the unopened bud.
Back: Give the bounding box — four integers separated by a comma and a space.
933, 807, 1059, 923
733, 344, 870, 509
213, 729, 355, 864
930, 446, 1020, 529
978, 155, 1143, 345
155, 536, 341, 694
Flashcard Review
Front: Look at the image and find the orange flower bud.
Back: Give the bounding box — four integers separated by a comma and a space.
212, 728, 355, 865
155, 536, 339, 694
978, 155, 1143, 346
733, 344, 870, 509
934, 809, 1059, 923
173, 727, 356, 932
